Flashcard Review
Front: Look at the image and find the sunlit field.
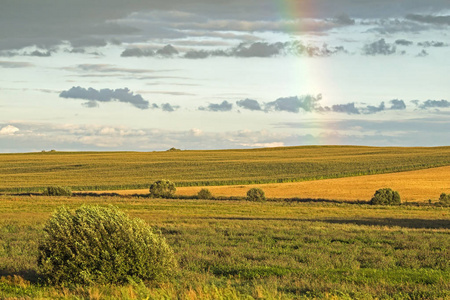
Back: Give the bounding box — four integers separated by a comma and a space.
1, 146, 450, 192
0, 196, 449, 299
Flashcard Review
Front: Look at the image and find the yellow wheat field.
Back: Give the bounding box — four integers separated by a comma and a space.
106, 166, 450, 202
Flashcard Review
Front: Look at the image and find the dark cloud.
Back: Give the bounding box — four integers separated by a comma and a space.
406, 14, 450, 25
72, 64, 151, 74
389, 99, 406, 110
0, 61, 34, 68
417, 41, 448, 47
184, 50, 210, 59
331, 103, 360, 114
199, 101, 233, 112
161, 103, 179, 112
416, 49, 429, 57
232, 42, 285, 57
333, 13, 355, 25
236, 99, 262, 111
156, 44, 179, 57
28, 50, 52, 57
362, 102, 385, 114
362, 39, 396, 55
70, 38, 108, 48
59, 86, 150, 109
265, 95, 322, 113
121, 48, 155, 57
419, 99, 450, 109
395, 39, 413, 46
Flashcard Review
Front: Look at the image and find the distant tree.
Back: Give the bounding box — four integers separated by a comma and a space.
370, 188, 401, 205
197, 188, 213, 199
247, 188, 266, 202
149, 180, 176, 198
167, 147, 181, 152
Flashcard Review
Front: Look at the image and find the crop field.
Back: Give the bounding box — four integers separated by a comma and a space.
0, 196, 449, 299
175, 165, 450, 202
1, 146, 450, 193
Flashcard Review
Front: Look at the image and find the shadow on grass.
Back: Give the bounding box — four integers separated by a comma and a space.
0, 268, 39, 283
197, 216, 450, 229
317, 218, 450, 230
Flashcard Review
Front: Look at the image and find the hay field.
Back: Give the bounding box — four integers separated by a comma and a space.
1, 146, 450, 192
109, 166, 450, 202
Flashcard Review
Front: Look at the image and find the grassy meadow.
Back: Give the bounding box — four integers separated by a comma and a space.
1, 146, 450, 192
0, 196, 449, 299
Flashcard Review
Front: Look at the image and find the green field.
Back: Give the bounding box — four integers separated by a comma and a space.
0, 196, 449, 299
1, 146, 450, 192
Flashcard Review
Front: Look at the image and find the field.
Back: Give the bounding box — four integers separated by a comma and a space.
0, 196, 449, 299
1, 146, 450, 192
104, 165, 450, 203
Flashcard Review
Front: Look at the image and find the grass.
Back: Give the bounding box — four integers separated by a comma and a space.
0, 195, 449, 299
1, 146, 450, 192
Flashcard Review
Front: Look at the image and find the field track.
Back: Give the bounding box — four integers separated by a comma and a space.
97, 166, 450, 202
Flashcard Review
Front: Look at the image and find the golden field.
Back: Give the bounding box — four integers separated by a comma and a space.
105, 165, 450, 202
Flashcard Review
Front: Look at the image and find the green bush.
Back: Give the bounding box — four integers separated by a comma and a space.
149, 180, 176, 198
37, 205, 176, 285
197, 188, 213, 199
42, 186, 72, 196
247, 188, 266, 202
370, 188, 401, 205
438, 193, 450, 206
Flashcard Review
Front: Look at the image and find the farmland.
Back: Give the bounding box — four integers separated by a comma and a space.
1, 146, 450, 193
0, 196, 449, 299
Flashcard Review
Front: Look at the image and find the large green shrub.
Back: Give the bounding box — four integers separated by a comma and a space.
37, 205, 176, 285
370, 188, 401, 205
197, 188, 213, 199
247, 188, 266, 202
43, 186, 72, 196
149, 180, 176, 198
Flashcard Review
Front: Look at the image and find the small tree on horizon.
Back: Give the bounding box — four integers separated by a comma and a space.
247, 188, 266, 202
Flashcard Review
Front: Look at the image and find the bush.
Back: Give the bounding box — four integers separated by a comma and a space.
42, 186, 72, 196
37, 205, 176, 285
149, 180, 176, 198
370, 188, 401, 205
197, 188, 213, 199
438, 193, 450, 206
247, 188, 266, 202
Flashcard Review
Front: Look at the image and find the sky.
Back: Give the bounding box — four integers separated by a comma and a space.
0, 0, 449, 152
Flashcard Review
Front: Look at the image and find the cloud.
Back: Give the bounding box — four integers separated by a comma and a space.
161, 103, 179, 112
199, 100, 233, 112
28, 50, 52, 57
389, 99, 406, 110
156, 44, 179, 57
406, 14, 450, 26
417, 41, 448, 47
184, 50, 210, 59
0, 125, 19, 136
362, 39, 396, 55
0, 61, 34, 68
361, 102, 385, 114
416, 49, 429, 57
121, 48, 155, 57
265, 95, 322, 113
232, 42, 285, 57
333, 13, 355, 25
71, 64, 152, 74
419, 99, 450, 109
236, 99, 262, 111
395, 39, 413, 46
59, 86, 150, 109
331, 103, 360, 114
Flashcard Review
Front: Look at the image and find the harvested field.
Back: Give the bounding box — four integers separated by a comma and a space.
103, 166, 450, 202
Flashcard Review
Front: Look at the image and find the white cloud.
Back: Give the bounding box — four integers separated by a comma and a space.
0, 125, 19, 135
